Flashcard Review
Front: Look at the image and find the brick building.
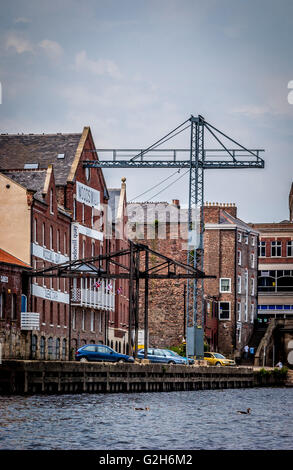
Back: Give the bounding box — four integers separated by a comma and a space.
107, 177, 130, 354
127, 200, 218, 350
0, 128, 129, 359
203, 203, 259, 358
128, 200, 258, 358
249, 186, 293, 324
0, 249, 31, 359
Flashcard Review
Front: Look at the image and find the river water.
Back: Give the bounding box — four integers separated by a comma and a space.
0, 387, 292, 450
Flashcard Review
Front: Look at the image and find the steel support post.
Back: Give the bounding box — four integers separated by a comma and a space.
186, 115, 205, 359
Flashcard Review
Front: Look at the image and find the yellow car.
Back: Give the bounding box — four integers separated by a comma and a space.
204, 352, 236, 366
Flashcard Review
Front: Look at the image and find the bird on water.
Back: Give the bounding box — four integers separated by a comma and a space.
133, 407, 150, 411
237, 408, 251, 414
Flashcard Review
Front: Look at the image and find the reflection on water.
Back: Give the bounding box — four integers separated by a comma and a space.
0, 387, 292, 450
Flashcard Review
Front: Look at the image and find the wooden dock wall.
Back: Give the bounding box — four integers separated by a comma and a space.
0, 360, 268, 394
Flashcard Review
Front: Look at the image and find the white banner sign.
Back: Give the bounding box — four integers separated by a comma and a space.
76, 181, 100, 209
71, 223, 79, 261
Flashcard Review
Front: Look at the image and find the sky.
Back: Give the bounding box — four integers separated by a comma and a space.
0, 0, 293, 222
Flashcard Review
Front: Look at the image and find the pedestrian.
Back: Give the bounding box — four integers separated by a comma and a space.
275, 361, 283, 368
249, 346, 254, 357
244, 345, 249, 359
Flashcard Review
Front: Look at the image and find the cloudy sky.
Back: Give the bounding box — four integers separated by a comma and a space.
1, 0, 293, 222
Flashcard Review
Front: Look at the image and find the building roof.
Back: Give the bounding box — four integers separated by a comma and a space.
0, 248, 31, 268
1, 169, 48, 203
220, 210, 258, 233
0, 133, 82, 186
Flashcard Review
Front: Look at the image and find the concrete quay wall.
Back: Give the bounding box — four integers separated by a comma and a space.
0, 361, 285, 395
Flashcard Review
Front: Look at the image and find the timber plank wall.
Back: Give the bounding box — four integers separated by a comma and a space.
0, 360, 285, 395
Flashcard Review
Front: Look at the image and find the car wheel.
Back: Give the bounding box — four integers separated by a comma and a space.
215, 362, 221, 366
80, 357, 88, 363
168, 361, 175, 364
118, 359, 125, 363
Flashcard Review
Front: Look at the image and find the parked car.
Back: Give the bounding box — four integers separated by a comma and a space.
204, 352, 236, 366
75, 344, 134, 363
137, 348, 193, 365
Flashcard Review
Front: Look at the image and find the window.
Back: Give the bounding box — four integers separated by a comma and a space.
64, 305, 67, 326
99, 312, 103, 332
84, 345, 96, 352
237, 232, 242, 243
271, 241, 282, 257
244, 302, 248, 322
50, 302, 53, 324
258, 241, 266, 257
55, 338, 60, 360
244, 271, 248, 293
237, 302, 241, 322
90, 311, 95, 332
82, 240, 85, 259
251, 303, 255, 323
72, 310, 76, 329
251, 253, 255, 269
91, 241, 95, 257
42, 299, 46, 323
287, 241, 293, 257
85, 167, 91, 181
82, 310, 85, 330
237, 275, 242, 294
237, 250, 241, 266
82, 203, 85, 224
42, 223, 46, 247
251, 236, 256, 246
0, 291, 5, 319
219, 301, 230, 320
251, 278, 255, 296
57, 230, 60, 252
11, 294, 17, 320
57, 304, 60, 325
31, 335, 37, 359
40, 337, 45, 359
244, 234, 248, 244
50, 226, 53, 250
50, 189, 54, 214
48, 337, 53, 359
91, 207, 94, 228
64, 232, 67, 255
220, 278, 231, 293
73, 199, 76, 221
34, 218, 38, 243
237, 326, 241, 343
62, 339, 67, 360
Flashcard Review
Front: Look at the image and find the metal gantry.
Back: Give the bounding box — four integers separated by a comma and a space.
83, 115, 265, 358
28, 241, 213, 358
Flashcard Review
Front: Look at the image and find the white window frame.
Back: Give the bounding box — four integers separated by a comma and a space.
287, 240, 293, 257
237, 250, 242, 266
237, 326, 242, 343
251, 236, 255, 246
244, 302, 248, 322
50, 188, 54, 215
50, 226, 53, 250
82, 310, 85, 331
219, 278, 231, 293
259, 241, 266, 257
271, 241, 282, 257
251, 253, 255, 269
82, 203, 85, 224
64, 232, 67, 255
34, 218, 38, 243
237, 301, 241, 322
57, 229, 60, 252
237, 275, 242, 294
218, 301, 231, 321
237, 232, 242, 243
72, 310, 76, 330
251, 277, 255, 296
251, 303, 255, 323
244, 234, 248, 244
42, 222, 46, 247
90, 311, 95, 332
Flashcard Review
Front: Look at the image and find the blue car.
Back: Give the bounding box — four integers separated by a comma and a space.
137, 348, 194, 365
75, 344, 134, 363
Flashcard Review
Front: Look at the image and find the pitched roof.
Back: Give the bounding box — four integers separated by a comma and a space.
1, 169, 48, 203
220, 209, 259, 233
0, 133, 82, 185
0, 248, 31, 268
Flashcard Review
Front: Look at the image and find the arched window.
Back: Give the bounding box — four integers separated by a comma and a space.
34, 218, 38, 243
40, 337, 46, 360
31, 334, 37, 359
42, 222, 46, 246
48, 337, 53, 359
50, 302, 53, 324
50, 226, 53, 250
50, 188, 54, 214
62, 339, 67, 360
42, 299, 46, 323
55, 338, 60, 360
